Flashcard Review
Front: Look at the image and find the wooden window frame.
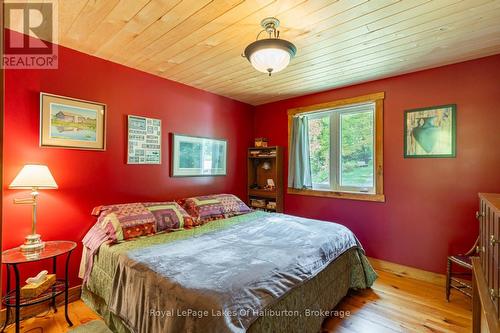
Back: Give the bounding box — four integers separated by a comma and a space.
287, 92, 385, 202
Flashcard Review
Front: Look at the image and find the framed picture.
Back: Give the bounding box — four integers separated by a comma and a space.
404, 104, 456, 158
127, 115, 161, 164
40, 93, 106, 150
171, 134, 227, 177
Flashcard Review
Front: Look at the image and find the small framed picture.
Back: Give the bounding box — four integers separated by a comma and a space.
171, 134, 227, 177
404, 104, 456, 158
40, 93, 106, 150
127, 115, 162, 164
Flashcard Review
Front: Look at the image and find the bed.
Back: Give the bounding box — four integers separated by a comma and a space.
81, 210, 376, 333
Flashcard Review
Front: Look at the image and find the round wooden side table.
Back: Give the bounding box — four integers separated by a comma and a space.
1, 241, 76, 333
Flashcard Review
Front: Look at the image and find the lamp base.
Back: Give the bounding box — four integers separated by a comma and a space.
20, 234, 45, 252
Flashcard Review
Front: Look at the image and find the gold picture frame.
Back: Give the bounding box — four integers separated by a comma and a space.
40, 93, 106, 150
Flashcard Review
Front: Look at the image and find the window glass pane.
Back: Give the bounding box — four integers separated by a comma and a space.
179, 142, 202, 168
308, 116, 330, 188
340, 110, 374, 189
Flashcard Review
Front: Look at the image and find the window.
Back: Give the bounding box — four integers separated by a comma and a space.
288, 93, 384, 202
308, 103, 375, 193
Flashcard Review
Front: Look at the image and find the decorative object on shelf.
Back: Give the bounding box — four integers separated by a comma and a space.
243, 17, 297, 76
127, 115, 161, 164
261, 161, 271, 170
262, 150, 276, 157
40, 93, 106, 150
264, 179, 275, 191
254, 137, 268, 147
9, 164, 58, 252
26, 270, 48, 284
404, 104, 456, 158
21, 271, 56, 298
250, 198, 266, 208
267, 201, 276, 210
171, 134, 227, 177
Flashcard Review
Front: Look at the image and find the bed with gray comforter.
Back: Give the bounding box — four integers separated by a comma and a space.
81, 211, 377, 333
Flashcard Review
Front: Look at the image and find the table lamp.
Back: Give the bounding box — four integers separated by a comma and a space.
9, 164, 58, 252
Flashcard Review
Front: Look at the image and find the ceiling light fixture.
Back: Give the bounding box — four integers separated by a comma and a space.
243, 17, 297, 76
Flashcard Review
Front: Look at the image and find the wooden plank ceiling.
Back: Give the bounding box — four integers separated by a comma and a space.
33, 0, 500, 104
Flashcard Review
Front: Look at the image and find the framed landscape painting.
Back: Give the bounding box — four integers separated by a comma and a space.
171, 134, 227, 177
404, 104, 456, 158
40, 93, 106, 150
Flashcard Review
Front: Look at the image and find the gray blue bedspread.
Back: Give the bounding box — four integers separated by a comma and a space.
108, 212, 372, 333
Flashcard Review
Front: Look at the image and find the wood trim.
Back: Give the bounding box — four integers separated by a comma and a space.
368, 257, 446, 286
472, 257, 500, 333
375, 98, 384, 196
0, 285, 81, 325
288, 188, 385, 202
287, 92, 385, 116
0, 0, 4, 304
287, 92, 385, 202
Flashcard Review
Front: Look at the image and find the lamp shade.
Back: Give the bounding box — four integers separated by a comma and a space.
244, 38, 296, 75
9, 164, 58, 189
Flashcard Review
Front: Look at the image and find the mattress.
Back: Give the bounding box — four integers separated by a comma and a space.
81, 211, 376, 333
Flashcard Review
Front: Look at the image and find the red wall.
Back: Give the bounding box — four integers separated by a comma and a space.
3, 30, 500, 285
3, 43, 253, 286
254, 54, 500, 274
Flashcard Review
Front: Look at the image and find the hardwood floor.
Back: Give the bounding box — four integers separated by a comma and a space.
323, 270, 471, 333
6, 269, 471, 333
4, 301, 101, 333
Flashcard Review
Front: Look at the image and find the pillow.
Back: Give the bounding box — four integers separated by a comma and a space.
183, 195, 225, 224
96, 203, 156, 242
143, 202, 198, 231
213, 194, 251, 217
182, 194, 251, 224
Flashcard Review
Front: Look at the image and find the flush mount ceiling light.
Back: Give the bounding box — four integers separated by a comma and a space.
243, 17, 297, 76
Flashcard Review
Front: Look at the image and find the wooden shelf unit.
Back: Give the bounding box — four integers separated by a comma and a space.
247, 146, 283, 213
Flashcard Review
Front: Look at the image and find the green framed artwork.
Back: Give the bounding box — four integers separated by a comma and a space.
171, 133, 227, 177
404, 104, 456, 158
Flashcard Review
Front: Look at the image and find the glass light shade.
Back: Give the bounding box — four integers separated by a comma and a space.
244, 38, 296, 75
250, 48, 291, 74
9, 164, 58, 189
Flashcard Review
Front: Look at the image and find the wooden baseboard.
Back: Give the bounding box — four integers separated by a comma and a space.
368, 257, 446, 286
0, 285, 81, 325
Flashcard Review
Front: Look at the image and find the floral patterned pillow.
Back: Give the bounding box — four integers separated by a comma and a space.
213, 194, 251, 217
143, 202, 198, 231
92, 201, 200, 244
182, 194, 251, 224
96, 203, 156, 242
182, 195, 226, 224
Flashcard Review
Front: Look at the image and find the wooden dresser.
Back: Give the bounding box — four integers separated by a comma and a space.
473, 193, 500, 333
